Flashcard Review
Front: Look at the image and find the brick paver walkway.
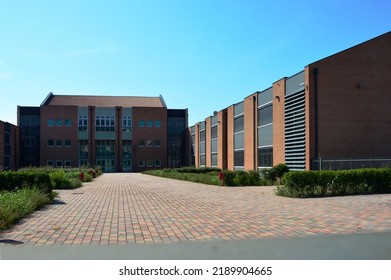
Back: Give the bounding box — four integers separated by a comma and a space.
1, 173, 391, 246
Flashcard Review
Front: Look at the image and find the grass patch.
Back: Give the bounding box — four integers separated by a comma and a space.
0, 187, 53, 231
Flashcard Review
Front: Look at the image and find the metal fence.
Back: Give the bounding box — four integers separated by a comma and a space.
312, 158, 391, 171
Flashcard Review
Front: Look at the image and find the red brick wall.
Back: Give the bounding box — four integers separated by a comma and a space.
217, 109, 227, 170
132, 107, 167, 172
273, 78, 286, 165
307, 32, 391, 161
40, 105, 79, 167
226, 105, 234, 170
244, 94, 257, 170
205, 117, 212, 167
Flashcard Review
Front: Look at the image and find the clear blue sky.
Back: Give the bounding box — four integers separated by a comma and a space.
0, 0, 390, 126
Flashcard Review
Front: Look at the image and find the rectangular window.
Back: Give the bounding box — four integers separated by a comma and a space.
146, 160, 153, 167
64, 140, 71, 147
78, 116, 88, 131
56, 160, 62, 168
258, 147, 273, 167
211, 126, 218, 139
154, 140, 161, 147
56, 119, 63, 126
138, 140, 145, 147
234, 150, 244, 167
64, 160, 71, 168
122, 116, 132, 131
154, 160, 161, 167
234, 116, 244, 133
211, 153, 218, 167
138, 160, 145, 167
155, 120, 161, 128
64, 119, 71, 127
147, 120, 153, 128
47, 160, 54, 167
48, 139, 54, 147
258, 105, 273, 126
138, 120, 145, 127
48, 119, 54, 126
200, 131, 206, 142
56, 140, 62, 146
147, 140, 153, 147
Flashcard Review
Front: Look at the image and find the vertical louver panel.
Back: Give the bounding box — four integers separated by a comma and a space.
285, 91, 305, 170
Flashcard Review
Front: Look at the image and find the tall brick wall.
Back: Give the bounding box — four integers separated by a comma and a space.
307, 32, 391, 161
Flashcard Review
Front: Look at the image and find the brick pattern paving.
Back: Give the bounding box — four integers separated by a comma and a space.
1, 173, 391, 246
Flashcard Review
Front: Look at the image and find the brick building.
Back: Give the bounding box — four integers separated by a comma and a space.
190, 31, 391, 171
0, 120, 19, 170
18, 93, 189, 172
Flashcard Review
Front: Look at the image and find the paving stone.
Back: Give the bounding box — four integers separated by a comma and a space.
1, 173, 391, 246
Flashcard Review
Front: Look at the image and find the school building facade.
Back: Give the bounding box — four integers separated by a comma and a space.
17, 93, 189, 172
189, 31, 391, 171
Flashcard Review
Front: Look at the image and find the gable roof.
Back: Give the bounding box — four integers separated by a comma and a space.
41, 93, 166, 108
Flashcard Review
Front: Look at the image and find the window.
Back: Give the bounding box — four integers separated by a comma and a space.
234, 150, 244, 167
79, 159, 88, 167
154, 160, 161, 167
146, 140, 153, 147
47, 119, 54, 126
234, 116, 244, 133
122, 116, 132, 131
258, 105, 273, 126
96, 115, 115, 132
200, 131, 206, 142
48, 139, 54, 147
155, 120, 161, 128
258, 147, 273, 167
56, 160, 62, 168
147, 120, 153, 128
211, 154, 218, 167
56, 119, 63, 126
64, 160, 71, 168
146, 160, 153, 167
47, 160, 54, 167
78, 115, 88, 131
64, 140, 71, 147
138, 140, 145, 147
64, 119, 71, 127
138, 120, 145, 127
154, 140, 161, 147
211, 126, 218, 139
56, 140, 62, 146
138, 160, 145, 167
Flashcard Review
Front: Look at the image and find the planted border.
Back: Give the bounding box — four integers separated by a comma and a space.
276, 168, 391, 198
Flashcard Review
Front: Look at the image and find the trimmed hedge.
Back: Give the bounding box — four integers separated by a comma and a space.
277, 168, 391, 198
0, 171, 52, 195
144, 168, 273, 186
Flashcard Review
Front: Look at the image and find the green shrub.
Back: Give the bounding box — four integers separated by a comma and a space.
277, 168, 391, 198
262, 163, 289, 182
0, 171, 52, 195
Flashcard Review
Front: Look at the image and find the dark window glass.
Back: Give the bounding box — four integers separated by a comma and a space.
56, 119, 62, 126
200, 130, 206, 142
48, 119, 54, 126
56, 140, 62, 146
211, 126, 218, 139
234, 116, 244, 132
258, 105, 273, 126
138, 120, 145, 127
258, 147, 273, 167
234, 150, 244, 167
65, 119, 71, 126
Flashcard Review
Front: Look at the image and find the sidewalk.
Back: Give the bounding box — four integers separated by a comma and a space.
1, 173, 390, 258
